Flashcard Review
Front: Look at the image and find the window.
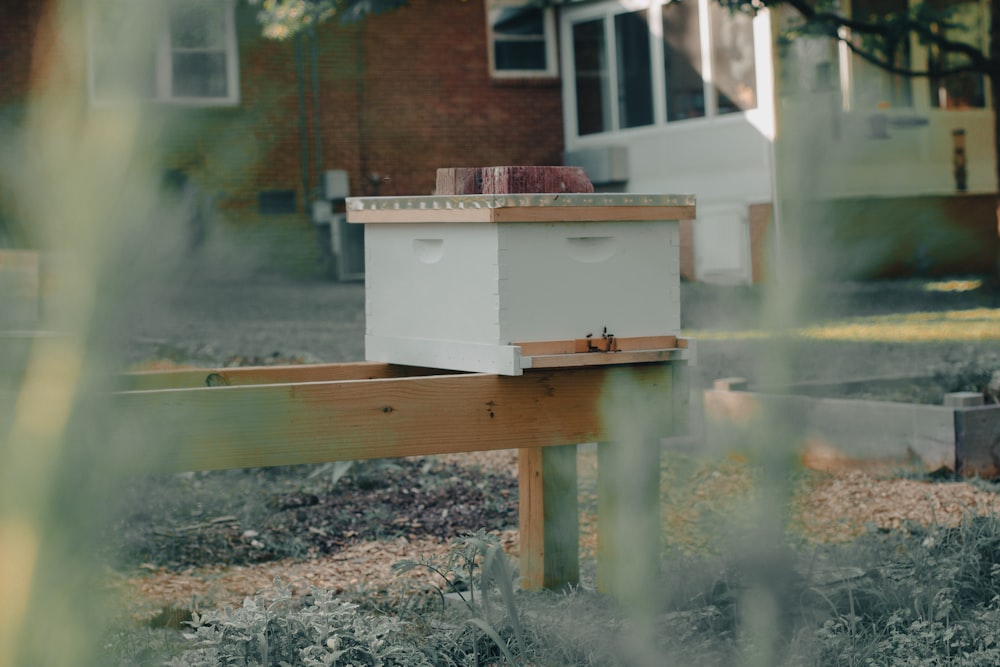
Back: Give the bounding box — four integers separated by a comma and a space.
258, 190, 297, 215
568, 0, 758, 137
486, 0, 557, 78
927, 0, 986, 109
662, 0, 706, 121
615, 11, 655, 128
88, 0, 239, 106
711, 5, 758, 114
570, 10, 659, 134
573, 18, 611, 135
849, 0, 913, 108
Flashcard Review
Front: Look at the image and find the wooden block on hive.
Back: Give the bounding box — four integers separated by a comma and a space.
436, 166, 594, 195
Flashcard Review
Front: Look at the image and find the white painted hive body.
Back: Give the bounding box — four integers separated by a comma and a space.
346, 193, 695, 375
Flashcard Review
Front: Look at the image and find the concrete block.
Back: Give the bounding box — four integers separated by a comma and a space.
955, 408, 1000, 477
944, 392, 985, 407
713, 377, 748, 391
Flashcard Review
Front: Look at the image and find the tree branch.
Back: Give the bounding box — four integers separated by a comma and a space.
780, 0, 992, 74
843, 38, 983, 77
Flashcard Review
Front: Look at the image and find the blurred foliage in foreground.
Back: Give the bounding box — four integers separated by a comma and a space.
0, 2, 193, 665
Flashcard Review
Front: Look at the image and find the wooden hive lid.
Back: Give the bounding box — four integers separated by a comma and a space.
346, 192, 696, 224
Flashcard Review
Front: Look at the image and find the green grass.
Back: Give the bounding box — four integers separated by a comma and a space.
686, 307, 1000, 343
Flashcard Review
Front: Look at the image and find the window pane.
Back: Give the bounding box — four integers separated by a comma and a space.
573, 18, 611, 135
711, 5, 757, 114
491, 5, 544, 37
663, 0, 705, 121
172, 52, 228, 98
489, 3, 550, 73
615, 11, 654, 128
927, 0, 985, 109
494, 40, 547, 70
851, 0, 912, 107
170, 1, 226, 49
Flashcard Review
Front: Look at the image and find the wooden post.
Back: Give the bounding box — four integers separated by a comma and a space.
436, 164, 627, 591
518, 444, 579, 591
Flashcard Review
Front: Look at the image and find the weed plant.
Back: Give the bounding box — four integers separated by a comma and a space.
393, 530, 528, 665
169, 580, 452, 667
811, 515, 1000, 666
127, 511, 1000, 666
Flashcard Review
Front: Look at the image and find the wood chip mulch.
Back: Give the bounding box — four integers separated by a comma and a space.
111, 448, 1000, 622
795, 469, 1000, 543
110, 530, 520, 621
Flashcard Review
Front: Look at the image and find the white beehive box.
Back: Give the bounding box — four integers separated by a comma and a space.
346, 193, 695, 375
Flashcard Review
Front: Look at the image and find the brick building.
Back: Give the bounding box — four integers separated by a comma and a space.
0, 0, 565, 277
7, 0, 994, 283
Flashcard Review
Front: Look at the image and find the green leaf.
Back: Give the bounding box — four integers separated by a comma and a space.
465, 618, 521, 666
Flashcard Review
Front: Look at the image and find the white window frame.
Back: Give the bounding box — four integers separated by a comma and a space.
561, 0, 760, 139
486, 0, 559, 78
87, 0, 240, 107
562, 0, 655, 136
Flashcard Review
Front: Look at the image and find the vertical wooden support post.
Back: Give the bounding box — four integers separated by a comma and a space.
596, 363, 676, 607
518, 444, 579, 590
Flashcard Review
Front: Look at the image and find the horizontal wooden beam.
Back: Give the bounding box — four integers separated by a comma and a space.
491, 205, 695, 223
517, 336, 678, 356
120, 362, 461, 391
117, 364, 676, 473
525, 349, 684, 369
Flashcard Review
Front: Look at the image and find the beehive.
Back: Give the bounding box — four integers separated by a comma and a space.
346, 192, 695, 375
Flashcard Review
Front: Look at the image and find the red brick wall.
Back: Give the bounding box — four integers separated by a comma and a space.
0, 2, 46, 107
233, 0, 565, 272
0, 1, 565, 275
174, 0, 566, 272
349, 0, 566, 196
0, 1, 50, 247
214, 0, 565, 208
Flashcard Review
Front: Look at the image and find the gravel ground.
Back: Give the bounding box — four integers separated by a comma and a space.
122, 275, 367, 367
120, 270, 1000, 401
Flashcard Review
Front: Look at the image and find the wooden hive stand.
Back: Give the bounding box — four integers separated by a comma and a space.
119, 166, 696, 600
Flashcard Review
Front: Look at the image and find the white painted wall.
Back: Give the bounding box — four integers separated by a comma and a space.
558, 1, 998, 283
783, 102, 996, 199
779, 26, 996, 200
560, 2, 777, 284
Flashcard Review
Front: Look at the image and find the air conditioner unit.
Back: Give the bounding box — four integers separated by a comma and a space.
324, 170, 350, 201
311, 199, 333, 224
563, 146, 629, 185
